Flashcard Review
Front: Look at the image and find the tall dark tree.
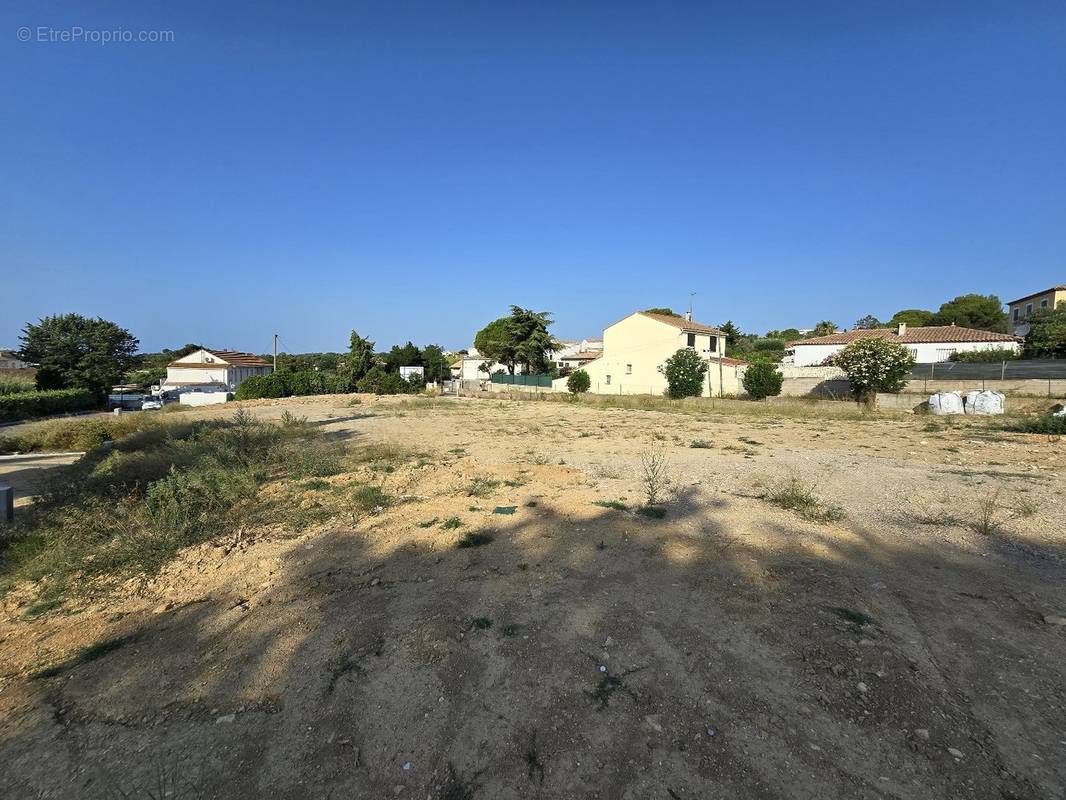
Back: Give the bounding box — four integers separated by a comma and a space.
19, 314, 139, 395
345, 330, 376, 385
384, 341, 422, 373
474, 306, 557, 375
933, 294, 1008, 332
853, 314, 881, 330
507, 306, 557, 374
718, 320, 742, 349
811, 320, 838, 337
421, 344, 449, 382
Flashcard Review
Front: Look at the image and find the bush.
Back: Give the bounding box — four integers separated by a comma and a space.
833, 338, 915, 400
355, 367, 417, 395
234, 370, 351, 400
0, 389, 97, 422
0, 377, 36, 395
996, 415, 1066, 435
234, 373, 289, 400
0, 412, 341, 595
567, 369, 590, 394
742, 361, 784, 399
659, 348, 708, 399
948, 348, 1020, 363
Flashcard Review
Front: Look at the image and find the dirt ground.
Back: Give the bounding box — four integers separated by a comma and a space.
1, 394, 1064, 799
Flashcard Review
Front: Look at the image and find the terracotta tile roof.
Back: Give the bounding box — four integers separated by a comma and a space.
168, 349, 272, 368
1007, 285, 1066, 305
638, 312, 725, 336
790, 326, 1020, 347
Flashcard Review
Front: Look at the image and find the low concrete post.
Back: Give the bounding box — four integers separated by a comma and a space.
0, 483, 13, 524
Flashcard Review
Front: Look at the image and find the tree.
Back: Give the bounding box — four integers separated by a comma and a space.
508, 306, 557, 374
19, 314, 139, 395
659, 348, 707, 399
644, 307, 680, 317
742, 361, 783, 400
718, 320, 742, 350
422, 344, 449, 383
811, 320, 837, 337
766, 328, 801, 340
853, 315, 881, 330
384, 341, 422, 373
887, 309, 936, 328
345, 331, 376, 385
473, 317, 517, 374
933, 294, 1008, 332
833, 338, 916, 401
1023, 303, 1066, 358
474, 306, 557, 375
567, 369, 590, 394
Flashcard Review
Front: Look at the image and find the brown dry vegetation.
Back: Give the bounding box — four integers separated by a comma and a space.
1, 393, 1064, 799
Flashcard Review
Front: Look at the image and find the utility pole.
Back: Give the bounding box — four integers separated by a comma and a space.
273, 333, 278, 372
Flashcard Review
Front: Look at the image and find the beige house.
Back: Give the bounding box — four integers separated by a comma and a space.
553, 311, 743, 396
161, 349, 272, 393
1008, 285, 1065, 336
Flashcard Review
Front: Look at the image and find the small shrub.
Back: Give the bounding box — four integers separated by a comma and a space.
972, 489, 1004, 535
465, 476, 500, 498
456, 530, 494, 548
762, 477, 843, 523
441, 516, 463, 530
690, 439, 713, 449
742, 361, 784, 400
567, 370, 591, 394
639, 450, 670, 506
593, 499, 628, 511
350, 485, 389, 516
995, 415, 1066, 435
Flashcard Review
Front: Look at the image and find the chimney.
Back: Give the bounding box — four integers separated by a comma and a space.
896, 322, 907, 336
685, 309, 692, 322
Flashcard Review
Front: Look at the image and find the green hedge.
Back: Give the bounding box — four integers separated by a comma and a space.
234, 370, 352, 400
0, 389, 98, 422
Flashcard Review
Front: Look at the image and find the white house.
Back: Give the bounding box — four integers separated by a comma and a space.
788, 324, 1021, 366
554, 311, 744, 396
161, 349, 273, 393
553, 338, 604, 372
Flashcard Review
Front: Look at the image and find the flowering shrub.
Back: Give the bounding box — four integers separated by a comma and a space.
833, 338, 915, 400
659, 348, 708, 398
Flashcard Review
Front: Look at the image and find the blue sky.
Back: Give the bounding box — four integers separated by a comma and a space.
3, 1, 1064, 353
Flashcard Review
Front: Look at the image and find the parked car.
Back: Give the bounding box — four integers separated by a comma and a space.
141, 397, 163, 410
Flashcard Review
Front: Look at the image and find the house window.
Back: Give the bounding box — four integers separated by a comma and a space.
1041, 299, 1049, 308
1026, 303, 1033, 315
1013, 308, 1020, 321
709, 337, 717, 353
686, 333, 696, 348
605, 375, 612, 385
625, 364, 632, 375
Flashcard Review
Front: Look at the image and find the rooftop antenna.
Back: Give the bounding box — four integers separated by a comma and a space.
687, 292, 697, 321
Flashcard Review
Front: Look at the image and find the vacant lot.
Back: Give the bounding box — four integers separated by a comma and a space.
1, 394, 1064, 799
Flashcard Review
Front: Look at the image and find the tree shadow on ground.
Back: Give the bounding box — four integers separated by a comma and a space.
1, 480, 1063, 800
